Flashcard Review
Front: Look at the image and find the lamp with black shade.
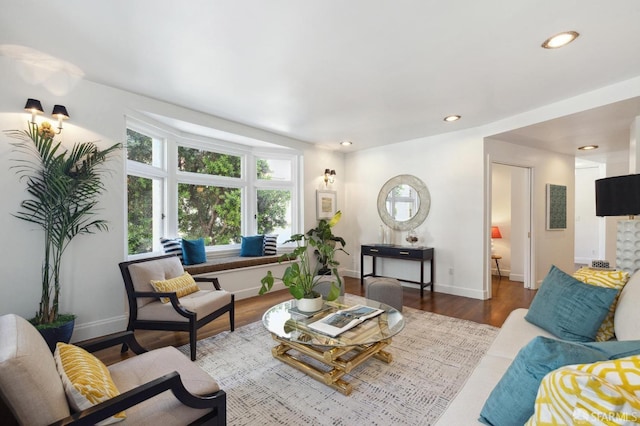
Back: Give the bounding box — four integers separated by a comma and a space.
595, 174, 640, 274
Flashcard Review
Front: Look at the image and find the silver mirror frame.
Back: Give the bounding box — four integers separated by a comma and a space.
377, 174, 431, 231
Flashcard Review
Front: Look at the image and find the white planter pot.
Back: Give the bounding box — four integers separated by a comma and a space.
297, 295, 324, 312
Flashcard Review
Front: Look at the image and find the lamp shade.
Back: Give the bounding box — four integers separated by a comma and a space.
24, 98, 43, 114
51, 105, 69, 120
595, 174, 640, 217
491, 226, 502, 239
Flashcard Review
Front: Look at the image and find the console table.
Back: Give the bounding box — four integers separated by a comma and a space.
361, 244, 434, 298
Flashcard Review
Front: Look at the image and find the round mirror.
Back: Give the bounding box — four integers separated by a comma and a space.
377, 175, 430, 231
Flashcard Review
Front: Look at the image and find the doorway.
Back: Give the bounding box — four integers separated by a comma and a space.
490, 163, 533, 293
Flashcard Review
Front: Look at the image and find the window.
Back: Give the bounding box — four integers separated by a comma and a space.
126, 120, 299, 256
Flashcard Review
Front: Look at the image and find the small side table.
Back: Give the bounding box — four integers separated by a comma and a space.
491, 254, 502, 278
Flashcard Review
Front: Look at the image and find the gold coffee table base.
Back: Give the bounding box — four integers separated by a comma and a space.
270, 334, 393, 395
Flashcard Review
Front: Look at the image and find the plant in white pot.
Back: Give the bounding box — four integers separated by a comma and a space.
6, 121, 120, 350
259, 211, 348, 311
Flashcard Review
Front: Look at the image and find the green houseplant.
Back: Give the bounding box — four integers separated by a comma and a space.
259, 211, 348, 307
307, 214, 347, 275
6, 121, 120, 347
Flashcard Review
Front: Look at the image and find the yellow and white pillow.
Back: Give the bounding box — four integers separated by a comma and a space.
150, 271, 199, 303
526, 355, 640, 425
54, 342, 125, 424
573, 267, 630, 341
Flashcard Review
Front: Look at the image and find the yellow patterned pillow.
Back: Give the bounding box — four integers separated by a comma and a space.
54, 343, 125, 424
573, 267, 630, 341
526, 355, 640, 425
150, 271, 199, 303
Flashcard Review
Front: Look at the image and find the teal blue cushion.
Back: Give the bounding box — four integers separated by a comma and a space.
524, 265, 618, 342
181, 238, 207, 265
240, 235, 264, 257
479, 337, 640, 426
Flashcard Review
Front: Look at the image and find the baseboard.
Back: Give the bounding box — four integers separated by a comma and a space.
432, 283, 486, 300
71, 315, 128, 343
509, 273, 524, 282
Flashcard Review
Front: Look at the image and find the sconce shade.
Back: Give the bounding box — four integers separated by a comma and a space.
24, 98, 43, 114
595, 174, 640, 217
330, 170, 336, 177
324, 168, 331, 175
491, 226, 502, 239
51, 105, 69, 120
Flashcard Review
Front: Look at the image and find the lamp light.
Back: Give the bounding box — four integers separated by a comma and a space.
51, 105, 69, 134
323, 168, 336, 187
491, 226, 502, 255
595, 174, 640, 273
24, 98, 44, 124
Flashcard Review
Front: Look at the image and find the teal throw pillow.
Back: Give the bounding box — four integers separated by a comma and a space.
240, 235, 264, 257
524, 265, 618, 342
181, 238, 207, 265
478, 336, 640, 426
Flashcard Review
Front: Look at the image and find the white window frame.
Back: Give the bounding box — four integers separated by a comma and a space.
125, 116, 301, 258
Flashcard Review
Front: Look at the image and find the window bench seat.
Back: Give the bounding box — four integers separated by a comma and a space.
183, 255, 288, 275
183, 254, 295, 300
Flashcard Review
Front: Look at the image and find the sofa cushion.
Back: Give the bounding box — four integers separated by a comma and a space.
240, 235, 264, 257
128, 256, 185, 308
479, 337, 609, 426
572, 267, 629, 341
614, 271, 640, 340
0, 314, 71, 425
137, 289, 232, 322
182, 238, 207, 265
479, 336, 640, 426
108, 346, 219, 424
150, 272, 199, 303
263, 234, 278, 255
524, 265, 618, 342
54, 342, 125, 424
525, 355, 640, 425
160, 237, 183, 262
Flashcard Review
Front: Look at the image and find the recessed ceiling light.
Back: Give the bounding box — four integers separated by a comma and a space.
578, 145, 598, 151
444, 115, 461, 122
541, 31, 579, 49
340, 140, 353, 146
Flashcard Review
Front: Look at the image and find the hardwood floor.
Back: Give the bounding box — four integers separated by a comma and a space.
94, 275, 535, 366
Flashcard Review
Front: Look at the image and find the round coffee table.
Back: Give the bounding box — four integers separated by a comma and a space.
262, 296, 405, 395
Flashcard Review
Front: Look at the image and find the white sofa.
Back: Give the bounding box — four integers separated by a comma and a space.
435, 270, 640, 425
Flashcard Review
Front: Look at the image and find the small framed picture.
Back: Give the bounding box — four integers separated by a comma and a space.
316, 190, 337, 220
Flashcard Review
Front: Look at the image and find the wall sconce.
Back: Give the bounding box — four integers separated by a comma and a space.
323, 168, 336, 187
24, 98, 70, 134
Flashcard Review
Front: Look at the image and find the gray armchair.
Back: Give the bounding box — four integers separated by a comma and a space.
0, 314, 226, 425
119, 254, 234, 361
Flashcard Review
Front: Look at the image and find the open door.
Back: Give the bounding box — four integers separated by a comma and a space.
491, 163, 533, 290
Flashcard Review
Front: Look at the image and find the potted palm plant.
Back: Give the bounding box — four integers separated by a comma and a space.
259, 211, 348, 311
6, 121, 120, 351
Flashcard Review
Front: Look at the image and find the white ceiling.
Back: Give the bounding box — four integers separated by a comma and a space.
2, 1, 640, 158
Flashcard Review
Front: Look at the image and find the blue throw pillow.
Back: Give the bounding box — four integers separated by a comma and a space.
240, 235, 264, 257
524, 265, 618, 342
479, 337, 640, 426
181, 238, 207, 265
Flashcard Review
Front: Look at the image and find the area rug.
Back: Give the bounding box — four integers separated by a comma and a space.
177, 299, 498, 426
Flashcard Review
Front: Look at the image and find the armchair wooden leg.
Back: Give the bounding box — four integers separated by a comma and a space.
190, 324, 197, 361
229, 297, 235, 332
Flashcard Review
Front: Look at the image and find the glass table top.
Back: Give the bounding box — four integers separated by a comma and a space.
262, 296, 405, 347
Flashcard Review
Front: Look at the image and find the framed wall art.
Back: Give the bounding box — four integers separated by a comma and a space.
546, 183, 567, 230
316, 190, 337, 220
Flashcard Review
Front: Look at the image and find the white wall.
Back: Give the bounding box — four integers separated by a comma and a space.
345, 130, 487, 299
510, 166, 528, 282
